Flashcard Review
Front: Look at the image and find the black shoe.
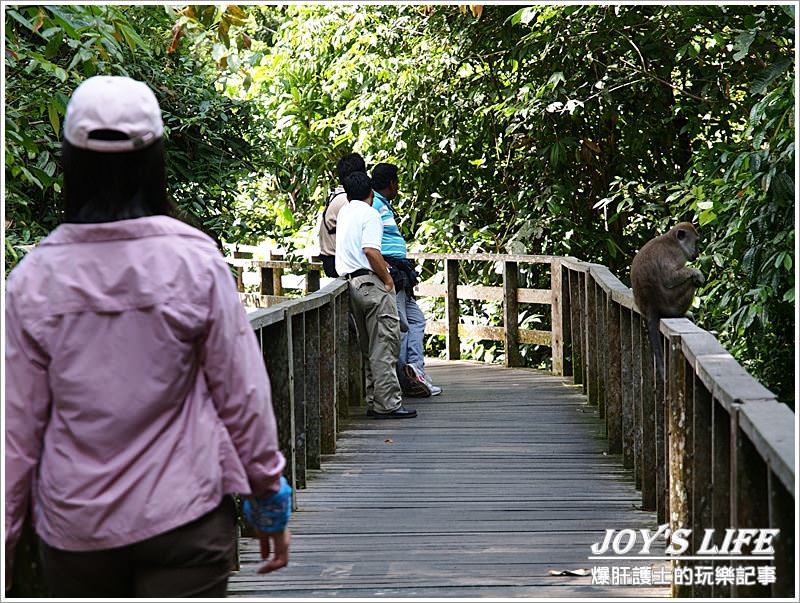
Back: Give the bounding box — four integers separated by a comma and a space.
366, 406, 418, 419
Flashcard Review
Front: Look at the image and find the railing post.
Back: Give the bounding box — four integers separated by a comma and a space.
319, 297, 336, 455
270, 252, 284, 296
290, 311, 306, 490
732, 416, 771, 597
348, 312, 364, 410
569, 269, 584, 387
262, 314, 296, 508
768, 470, 795, 596
711, 397, 731, 597
596, 282, 607, 418
233, 250, 250, 292
335, 291, 349, 422
668, 334, 691, 597
579, 271, 588, 395
691, 375, 713, 597
445, 259, 460, 360
606, 298, 622, 454
503, 261, 521, 367
550, 259, 564, 375
306, 268, 320, 294
260, 266, 274, 296
632, 312, 643, 490
655, 336, 668, 525
306, 307, 321, 470
620, 306, 634, 470
585, 274, 598, 405
640, 318, 656, 511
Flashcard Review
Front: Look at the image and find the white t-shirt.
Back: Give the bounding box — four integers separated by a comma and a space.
335, 199, 383, 276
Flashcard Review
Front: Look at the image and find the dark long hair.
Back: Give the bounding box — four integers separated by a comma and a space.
62, 135, 172, 223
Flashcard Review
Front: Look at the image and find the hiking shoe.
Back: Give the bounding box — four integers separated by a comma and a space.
428, 384, 443, 396
403, 364, 431, 398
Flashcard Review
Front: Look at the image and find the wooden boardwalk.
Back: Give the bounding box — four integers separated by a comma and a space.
230, 360, 669, 598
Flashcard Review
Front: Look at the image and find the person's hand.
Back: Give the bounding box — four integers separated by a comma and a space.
257, 528, 291, 574
383, 278, 395, 292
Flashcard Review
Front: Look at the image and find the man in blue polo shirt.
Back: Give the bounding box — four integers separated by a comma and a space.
370, 163, 442, 398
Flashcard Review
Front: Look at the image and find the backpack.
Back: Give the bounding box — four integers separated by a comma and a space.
321, 189, 347, 235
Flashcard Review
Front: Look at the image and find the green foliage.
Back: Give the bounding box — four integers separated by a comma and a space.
4, 4, 795, 403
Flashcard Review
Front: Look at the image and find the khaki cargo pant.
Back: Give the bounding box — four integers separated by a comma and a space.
347, 273, 403, 413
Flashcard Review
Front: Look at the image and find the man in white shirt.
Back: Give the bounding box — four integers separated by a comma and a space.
336, 172, 417, 419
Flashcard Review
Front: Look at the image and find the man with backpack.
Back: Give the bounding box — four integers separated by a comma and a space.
317, 153, 366, 277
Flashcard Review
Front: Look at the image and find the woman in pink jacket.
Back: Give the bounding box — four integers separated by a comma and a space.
5, 76, 291, 596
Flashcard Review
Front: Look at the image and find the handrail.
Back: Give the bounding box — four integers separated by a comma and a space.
230, 252, 795, 598
557, 258, 794, 598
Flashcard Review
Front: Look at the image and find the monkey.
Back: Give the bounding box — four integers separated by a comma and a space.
631, 222, 705, 380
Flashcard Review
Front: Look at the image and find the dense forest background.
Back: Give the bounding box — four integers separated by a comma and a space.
4, 4, 796, 404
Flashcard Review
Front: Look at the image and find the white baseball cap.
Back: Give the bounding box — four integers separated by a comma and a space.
63, 75, 164, 152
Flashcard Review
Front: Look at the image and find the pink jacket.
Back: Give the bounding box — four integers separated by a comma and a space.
5, 216, 285, 558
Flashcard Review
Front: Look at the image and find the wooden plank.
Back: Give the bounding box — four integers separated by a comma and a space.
550, 259, 564, 376
335, 293, 349, 422
585, 272, 597, 405
231, 359, 667, 598
407, 252, 556, 263
240, 293, 287, 309
654, 334, 667, 525
306, 269, 321, 294
414, 283, 550, 305
425, 321, 550, 347
578, 271, 588, 395
445, 259, 460, 360
595, 281, 606, 418
260, 266, 274, 296
503, 261, 521, 367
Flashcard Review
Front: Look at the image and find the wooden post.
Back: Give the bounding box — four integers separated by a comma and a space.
691, 376, 713, 598
640, 319, 656, 511
632, 312, 643, 490
668, 337, 692, 597
579, 271, 588, 395
585, 274, 597, 405
445, 259, 460, 360
305, 307, 321, 470
620, 306, 634, 470
503, 261, 521, 367
711, 398, 731, 597
260, 267, 274, 296
319, 298, 336, 455
606, 298, 622, 453
233, 250, 250, 292
655, 335, 668, 524
768, 471, 795, 597
560, 263, 572, 377
291, 312, 306, 490
733, 425, 771, 597
550, 259, 564, 375
262, 317, 296, 505
569, 269, 584, 386
306, 268, 321, 294
348, 309, 364, 409
335, 292, 349, 423
270, 252, 284, 296
596, 283, 606, 418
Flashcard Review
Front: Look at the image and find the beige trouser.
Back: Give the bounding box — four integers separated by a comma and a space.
347, 273, 402, 413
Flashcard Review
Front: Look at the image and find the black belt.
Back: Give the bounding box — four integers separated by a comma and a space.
343, 268, 372, 280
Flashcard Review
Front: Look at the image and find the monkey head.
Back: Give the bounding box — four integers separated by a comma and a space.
671, 222, 700, 262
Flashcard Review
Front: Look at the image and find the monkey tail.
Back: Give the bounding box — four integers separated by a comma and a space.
646, 317, 666, 381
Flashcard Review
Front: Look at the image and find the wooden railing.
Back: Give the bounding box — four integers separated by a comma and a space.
558, 258, 795, 598
407, 252, 564, 370
244, 277, 361, 499
235, 252, 795, 598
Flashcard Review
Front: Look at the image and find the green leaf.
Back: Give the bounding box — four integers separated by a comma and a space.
48, 101, 60, 137
783, 254, 792, 271
732, 30, 756, 62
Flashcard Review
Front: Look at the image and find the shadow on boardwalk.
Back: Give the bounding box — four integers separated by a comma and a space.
230, 359, 669, 598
